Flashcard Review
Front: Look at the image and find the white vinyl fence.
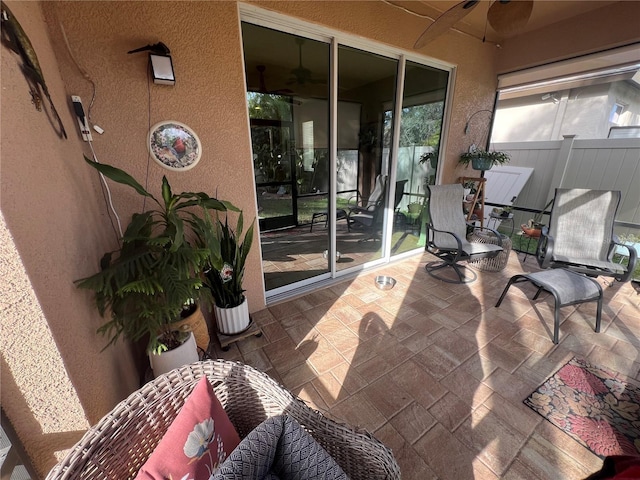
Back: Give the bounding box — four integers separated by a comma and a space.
491, 135, 640, 236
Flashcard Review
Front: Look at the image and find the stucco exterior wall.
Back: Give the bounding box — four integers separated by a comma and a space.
0, 1, 139, 476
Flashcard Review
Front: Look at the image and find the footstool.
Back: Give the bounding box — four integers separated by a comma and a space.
495, 269, 603, 344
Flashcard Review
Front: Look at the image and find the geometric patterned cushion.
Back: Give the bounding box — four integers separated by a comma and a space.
135, 377, 241, 480
213, 415, 347, 480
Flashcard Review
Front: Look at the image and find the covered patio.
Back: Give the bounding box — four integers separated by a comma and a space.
2, 1, 640, 478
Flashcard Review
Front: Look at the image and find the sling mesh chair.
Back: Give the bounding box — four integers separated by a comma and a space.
536, 188, 637, 282
347, 174, 387, 231
350, 179, 408, 242
425, 184, 503, 283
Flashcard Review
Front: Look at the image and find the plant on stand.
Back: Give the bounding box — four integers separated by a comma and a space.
75, 157, 236, 376
204, 212, 255, 335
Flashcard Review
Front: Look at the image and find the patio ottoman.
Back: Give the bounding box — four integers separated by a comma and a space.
495, 269, 603, 344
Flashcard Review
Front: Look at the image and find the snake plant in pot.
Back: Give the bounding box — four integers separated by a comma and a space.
204, 213, 255, 335
75, 157, 237, 376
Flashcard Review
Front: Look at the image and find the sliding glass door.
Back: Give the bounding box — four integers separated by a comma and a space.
335, 46, 398, 271
241, 18, 450, 296
391, 61, 449, 256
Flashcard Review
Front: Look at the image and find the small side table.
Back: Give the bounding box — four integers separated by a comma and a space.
487, 212, 514, 237
468, 231, 512, 271
515, 230, 540, 263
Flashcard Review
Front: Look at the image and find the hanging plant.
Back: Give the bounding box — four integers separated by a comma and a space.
459, 149, 510, 171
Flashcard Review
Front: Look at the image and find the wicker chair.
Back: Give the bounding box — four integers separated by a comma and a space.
46, 360, 401, 480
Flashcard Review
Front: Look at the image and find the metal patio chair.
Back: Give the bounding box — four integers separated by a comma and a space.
347, 174, 387, 231
536, 188, 637, 282
425, 184, 503, 283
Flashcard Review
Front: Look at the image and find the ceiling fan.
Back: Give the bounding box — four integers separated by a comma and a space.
288, 38, 325, 86
414, 0, 534, 49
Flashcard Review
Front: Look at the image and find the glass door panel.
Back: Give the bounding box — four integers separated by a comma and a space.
335, 45, 398, 271
242, 22, 331, 292
391, 61, 449, 256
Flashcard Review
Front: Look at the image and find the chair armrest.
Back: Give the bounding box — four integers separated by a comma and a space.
348, 205, 374, 215
611, 239, 638, 283
426, 224, 464, 254
536, 226, 554, 269
347, 193, 362, 209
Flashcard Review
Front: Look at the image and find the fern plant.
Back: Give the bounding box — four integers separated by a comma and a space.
75, 157, 237, 354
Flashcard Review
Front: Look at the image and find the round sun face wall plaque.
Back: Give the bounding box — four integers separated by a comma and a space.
148, 121, 202, 171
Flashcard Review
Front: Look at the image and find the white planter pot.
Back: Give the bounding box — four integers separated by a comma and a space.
149, 332, 198, 377
214, 298, 250, 335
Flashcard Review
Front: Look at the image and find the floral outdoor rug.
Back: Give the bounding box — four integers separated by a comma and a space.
524, 356, 640, 458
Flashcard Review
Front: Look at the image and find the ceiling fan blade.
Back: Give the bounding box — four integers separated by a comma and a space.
487, 0, 533, 35
414, 0, 480, 49
254, 65, 294, 95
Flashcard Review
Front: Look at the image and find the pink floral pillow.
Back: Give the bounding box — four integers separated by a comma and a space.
135, 377, 241, 480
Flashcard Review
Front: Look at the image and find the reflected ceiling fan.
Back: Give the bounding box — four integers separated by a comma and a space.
255, 65, 293, 95
414, 0, 534, 49
288, 38, 325, 86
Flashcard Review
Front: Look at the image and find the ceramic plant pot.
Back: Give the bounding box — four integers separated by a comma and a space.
149, 332, 198, 377
214, 297, 250, 335
521, 224, 542, 238
471, 156, 494, 171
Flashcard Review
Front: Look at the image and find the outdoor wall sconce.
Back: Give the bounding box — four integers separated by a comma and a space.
128, 42, 175, 85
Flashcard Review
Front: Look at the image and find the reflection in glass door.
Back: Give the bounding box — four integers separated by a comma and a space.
251, 115, 296, 231
391, 61, 449, 256
242, 23, 331, 292
336, 46, 398, 271
242, 18, 450, 297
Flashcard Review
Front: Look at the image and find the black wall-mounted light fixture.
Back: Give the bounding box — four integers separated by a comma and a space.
128, 42, 175, 85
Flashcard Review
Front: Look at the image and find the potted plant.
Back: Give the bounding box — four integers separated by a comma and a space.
500, 206, 513, 218
493, 206, 513, 218
419, 149, 439, 169
462, 180, 476, 200
75, 157, 235, 376
459, 148, 510, 171
204, 213, 255, 335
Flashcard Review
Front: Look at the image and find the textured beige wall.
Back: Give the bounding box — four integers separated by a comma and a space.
0, 1, 139, 476
42, 0, 263, 310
